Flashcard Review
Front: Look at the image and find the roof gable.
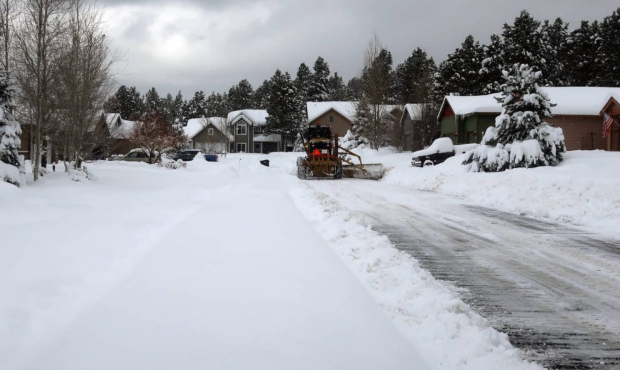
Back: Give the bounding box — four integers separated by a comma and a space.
227, 109, 268, 126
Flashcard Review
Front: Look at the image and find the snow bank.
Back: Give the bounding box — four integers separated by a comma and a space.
382, 150, 620, 238
287, 179, 541, 370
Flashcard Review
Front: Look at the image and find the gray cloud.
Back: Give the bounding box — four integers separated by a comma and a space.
94, 0, 620, 97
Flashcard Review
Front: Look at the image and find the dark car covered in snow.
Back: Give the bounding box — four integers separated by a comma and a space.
171, 149, 201, 161
411, 138, 455, 167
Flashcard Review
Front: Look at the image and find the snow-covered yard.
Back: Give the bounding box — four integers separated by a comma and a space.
2, 149, 617, 369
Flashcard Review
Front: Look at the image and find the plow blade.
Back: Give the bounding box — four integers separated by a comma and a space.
342, 163, 384, 180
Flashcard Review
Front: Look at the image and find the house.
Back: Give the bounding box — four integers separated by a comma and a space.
183, 117, 232, 154
306, 101, 356, 137
437, 87, 620, 151
227, 109, 281, 153
400, 104, 425, 152
103, 113, 137, 155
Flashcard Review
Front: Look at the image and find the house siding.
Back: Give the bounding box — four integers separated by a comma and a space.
309, 109, 351, 137
546, 115, 606, 151
231, 118, 253, 153
192, 123, 229, 153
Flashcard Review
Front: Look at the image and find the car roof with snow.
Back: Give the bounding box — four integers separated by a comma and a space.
412, 138, 455, 157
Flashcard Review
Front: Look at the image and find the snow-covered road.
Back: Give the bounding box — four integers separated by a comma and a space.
305, 179, 620, 369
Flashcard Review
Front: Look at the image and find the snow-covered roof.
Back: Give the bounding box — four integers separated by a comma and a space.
440, 87, 620, 118
404, 104, 426, 121
227, 110, 269, 126
105, 113, 136, 139
307, 102, 356, 123
253, 134, 282, 143
184, 117, 229, 139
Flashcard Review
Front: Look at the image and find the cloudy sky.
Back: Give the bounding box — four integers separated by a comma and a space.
96, 0, 619, 97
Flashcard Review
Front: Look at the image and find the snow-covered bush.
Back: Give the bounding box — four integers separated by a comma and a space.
339, 130, 369, 150
463, 64, 565, 172
158, 158, 186, 170
63, 161, 91, 181
0, 70, 24, 186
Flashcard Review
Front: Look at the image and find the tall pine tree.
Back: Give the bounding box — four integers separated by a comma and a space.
434, 35, 485, 103
264, 70, 305, 147
228, 79, 254, 111
307, 56, 330, 102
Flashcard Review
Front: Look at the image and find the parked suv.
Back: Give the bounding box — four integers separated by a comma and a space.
412, 138, 455, 167
171, 149, 201, 161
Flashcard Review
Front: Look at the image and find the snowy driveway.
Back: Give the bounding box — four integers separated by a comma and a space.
305, 179, 620, 369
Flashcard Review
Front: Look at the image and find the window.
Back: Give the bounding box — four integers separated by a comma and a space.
237, 143, 246, 152
236, 123, 247, 135
127, 152, 138, 158
255, 125, 262, 133
329, 115, 334, 122
208, 128, 214, 136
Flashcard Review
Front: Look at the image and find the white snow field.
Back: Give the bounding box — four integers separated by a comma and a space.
6, 149, 616, 369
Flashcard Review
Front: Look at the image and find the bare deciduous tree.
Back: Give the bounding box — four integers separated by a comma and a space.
53, 0, 117, 170
13, 0, 66, 181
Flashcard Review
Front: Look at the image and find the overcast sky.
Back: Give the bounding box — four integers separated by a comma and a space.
95, 0, 619, 98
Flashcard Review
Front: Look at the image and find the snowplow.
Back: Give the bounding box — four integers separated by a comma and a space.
296, 124, 383, 180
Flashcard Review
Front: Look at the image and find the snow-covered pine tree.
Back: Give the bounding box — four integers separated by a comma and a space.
433, 35, 485, 104
328, 72, 348, 101
144, 87, 161, 114
206, 92, 229, 117
394, 48, 436, 104
541, 18, 569, 86
294, 63, 311, 103
264, 70, 305, 148
253, 79, 271, 109
501, 11, 551, 85
596, 8, 620, 86
463, 64, 565, 172
0, 69, 24, 186
480, 34, 505, 94
565, 21, 601, 86
185, 90, 207, 119
307, 57, 330, 102
346, 98, 372, 149
228, 79, 254, 111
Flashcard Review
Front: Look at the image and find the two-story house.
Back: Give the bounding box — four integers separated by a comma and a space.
227, 109, 282, 153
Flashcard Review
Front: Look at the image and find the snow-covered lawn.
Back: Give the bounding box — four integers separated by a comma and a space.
5, 148, 614, 369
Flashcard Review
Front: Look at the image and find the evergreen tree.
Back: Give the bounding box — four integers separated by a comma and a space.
362, 48, 394, 104
228, 79, 254, 111
347, 76, 364, 101
294, 62, 312, 104
463, 64, 565, 172
394, 48, 436, 104
501, 11, 550, 84
0, 70, 24, 186
307, 56, 330, 102
253, 79, 271, 109
206, 92, 229, 117
433, 35, 485, 103
328, 72, 348, 101
106, 85, 143, 120
264, 70, 305, 146
144, 87, 161, 113
172, 91, 185, 124
185, 90, 207, 119
565, 21, 601, 86
596, 8, 620, 86
480, 34, 505, 94
161, 93, 175, 125
541, 18, 569, 86
347, 98, 371, 148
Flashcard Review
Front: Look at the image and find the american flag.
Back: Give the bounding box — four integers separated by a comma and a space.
603, 113, 615, 138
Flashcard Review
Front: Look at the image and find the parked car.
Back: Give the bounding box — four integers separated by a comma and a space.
412, 138, 455, 167
171, 149, 201, 161
204, 154, 218, 162
113, 149, 152, 163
